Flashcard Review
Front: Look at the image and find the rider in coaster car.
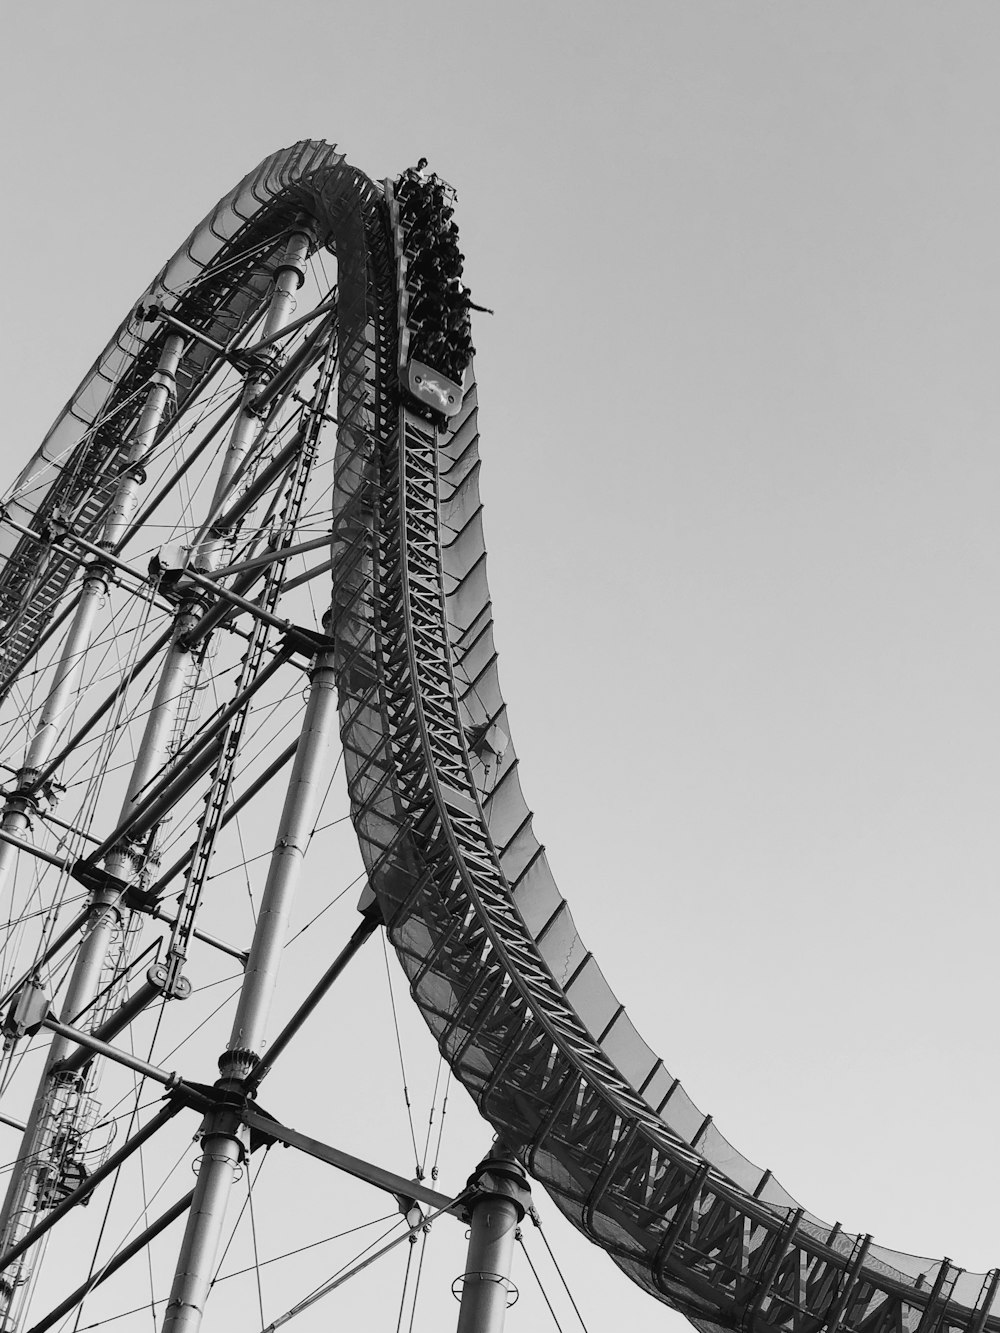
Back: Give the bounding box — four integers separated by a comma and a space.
395, 161, 489, 381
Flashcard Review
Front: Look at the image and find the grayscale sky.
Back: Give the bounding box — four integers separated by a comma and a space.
1, 3, 998, 1330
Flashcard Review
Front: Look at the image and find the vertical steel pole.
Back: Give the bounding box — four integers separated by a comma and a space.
1, 224, 310, 1330
160, 646, 339, 1333
0, 575, 106, 889
0, 336, 184, 1326
0, 333, 183, 903
455, 1147, 531, 1333
105, 333, 185, 548
198, 229, 311, 570
0, 881, 124, 1330
104, 226, 310, 888
102, 228, 310, 885
100, 602, 202, 886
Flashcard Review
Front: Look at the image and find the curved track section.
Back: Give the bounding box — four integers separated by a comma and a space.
0, 140, 383, 698
334, 181, 1000, 1333
1, 140, 994, 1333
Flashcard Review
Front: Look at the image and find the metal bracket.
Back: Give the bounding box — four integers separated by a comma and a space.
278, 625, 336, 657
70, 859, 129, 898
458, 1143, 532, 1225
2, 979, 50, 1042
239, 1106, 463, 1218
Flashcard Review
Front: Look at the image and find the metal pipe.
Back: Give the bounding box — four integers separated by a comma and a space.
0, 341, 181, 906
0, 599, 77, 712
208, 434, 305, 543
54, 976, 162, 1076
824, 1235, 873, 1333
102, 733, 223, 861
40, 1016, 182, 1089
455, 1149, 531, 1333
160, 1125, 244, 1333
181, 565, 318, 643
145, 906, 247, 965
0, 334, 188, 1282
160, 648, 339, 1333
0, 338, 190, 1326
94, 235, 310, 893
25, 1189, 194, 1333
182, 429, 302, 575
0, 1101, 182, 1276
0, 830, 70, 872
279, 554, 336, 594
198, 230, 311, 573
106, 334, 184, 545
147, 738, 297, 897
100, 605, 203, 888
248, 909, 378, 1089
263, 1193, 465, 1332
22, 568, 108, 774
153, 310, 228, 356
180, 563, 266, 648
260, 229, 311, 343
237, 289, 337, 357
27, 623, 175, 796
33, 807, 100, 845
0, 890, 127, 1248
0, 565, 108, 892
225, 650, 338, 1063
457, 1197, 521, 1333
240, 1108, 457, 1214
85, 643, 291, 866
155, 236, 326, 1333
212, 531, 333, 582
0, 512, 154, 592
250, 308, 335, 415
124, 396, 242, 547
125, 622, 201, 817
2, 249, 315, 1328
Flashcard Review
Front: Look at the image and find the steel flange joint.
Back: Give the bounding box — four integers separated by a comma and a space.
460, 1145, 531, 1224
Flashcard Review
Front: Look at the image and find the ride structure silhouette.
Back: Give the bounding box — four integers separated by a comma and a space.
0, 140, 993, 1333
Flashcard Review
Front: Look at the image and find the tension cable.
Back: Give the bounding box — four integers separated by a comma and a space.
529, 1209, 591, 1332
380, 930, 421, 1175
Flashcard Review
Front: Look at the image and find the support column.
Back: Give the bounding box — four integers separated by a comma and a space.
0, 573, 106, 891
106, 227, 310, 888
0, 333, 183, 905
0, 226, 311, 1331
455, 1145, 531, 1333
100, 600, 203, 887
0, 333, 185, 1331
0, 886, 123, 1329
160, 645, 339, 1333
197, 228, 311, 572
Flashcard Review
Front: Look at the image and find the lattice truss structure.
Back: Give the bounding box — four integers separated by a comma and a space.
0, 140, 992, 1332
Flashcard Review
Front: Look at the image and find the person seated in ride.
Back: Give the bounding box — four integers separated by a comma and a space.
457, 284, 493, 315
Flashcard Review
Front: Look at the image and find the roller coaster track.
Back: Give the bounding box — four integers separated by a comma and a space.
0, 140, 994, 1333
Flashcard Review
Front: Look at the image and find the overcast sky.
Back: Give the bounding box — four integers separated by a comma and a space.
1, 3, 999, 1330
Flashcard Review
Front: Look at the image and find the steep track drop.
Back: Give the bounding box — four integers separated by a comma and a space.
0, 140, 994, 1333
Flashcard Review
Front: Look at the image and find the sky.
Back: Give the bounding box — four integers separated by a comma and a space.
1, 2, 999, 1330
